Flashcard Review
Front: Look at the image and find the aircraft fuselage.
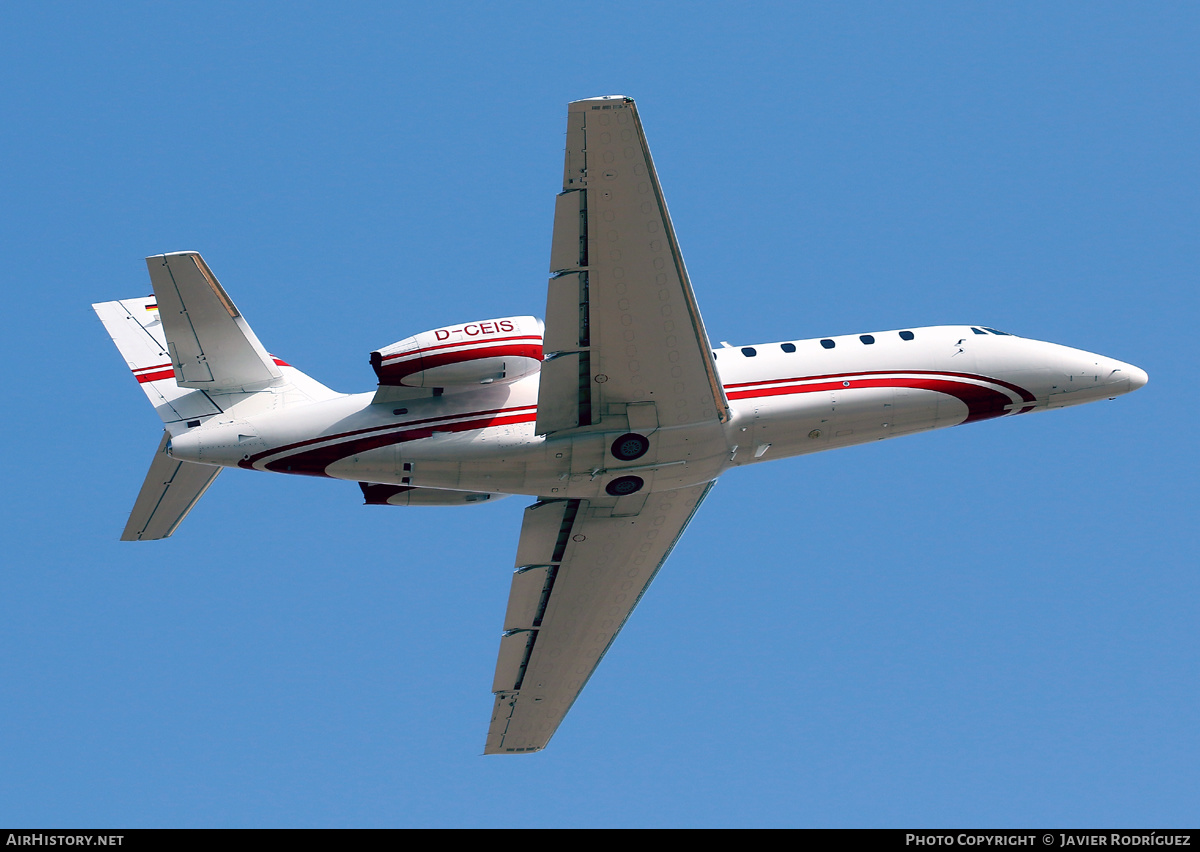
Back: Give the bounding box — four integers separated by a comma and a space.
165, 324, 1146, 501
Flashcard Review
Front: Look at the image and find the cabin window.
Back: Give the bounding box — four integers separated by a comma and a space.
781, 343, 796, 353
741, 347, 757, 357
899, 331, 915, 341
971, 327, 987, 335
393, 408, 408, 415
820, 339, 835, 349
859, 334, 875, 345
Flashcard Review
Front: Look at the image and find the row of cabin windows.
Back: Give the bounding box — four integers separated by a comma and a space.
728, 330, 917, 358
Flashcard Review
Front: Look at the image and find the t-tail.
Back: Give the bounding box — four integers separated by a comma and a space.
93, 252, 340, 540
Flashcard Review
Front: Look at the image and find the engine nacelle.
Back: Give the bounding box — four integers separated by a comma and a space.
370, 316, 543, 388
359, 483, 505, 507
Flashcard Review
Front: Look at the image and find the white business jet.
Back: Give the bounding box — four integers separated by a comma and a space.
94, 96, 1147, 754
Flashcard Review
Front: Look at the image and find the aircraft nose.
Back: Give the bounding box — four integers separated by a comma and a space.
1099, 360, 1147, 400
1107, 359, 1148, 395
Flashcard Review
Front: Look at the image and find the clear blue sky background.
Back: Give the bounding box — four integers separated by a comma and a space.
1, 2, 1195, 828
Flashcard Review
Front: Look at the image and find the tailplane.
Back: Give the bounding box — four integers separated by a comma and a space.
94, 252, 341, 539
121, 433, 221, 541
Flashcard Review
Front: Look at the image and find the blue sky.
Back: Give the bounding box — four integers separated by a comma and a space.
1, 1, 1196, 827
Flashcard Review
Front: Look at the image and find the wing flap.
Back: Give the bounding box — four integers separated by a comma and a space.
485, 481, 714, 754
120, 432, 221, 541
503, 565, 554, 631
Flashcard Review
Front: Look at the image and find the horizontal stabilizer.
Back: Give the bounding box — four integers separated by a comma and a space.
147, 252, 282, 392
121, 432, 221, 541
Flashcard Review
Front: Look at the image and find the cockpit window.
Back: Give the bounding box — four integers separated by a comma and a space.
983, 327, 1012, 336
820, 339, 835, 349
971, 327, 988, 335
899, 330, 915, 341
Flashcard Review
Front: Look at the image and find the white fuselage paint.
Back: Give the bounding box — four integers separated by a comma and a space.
165, 325, 1147, 500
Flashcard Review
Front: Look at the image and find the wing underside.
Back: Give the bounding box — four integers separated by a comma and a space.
486, 481, 714, 754
536, 96, 729, 434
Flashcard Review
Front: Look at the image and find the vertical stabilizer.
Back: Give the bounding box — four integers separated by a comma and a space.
93, 296, 224, 424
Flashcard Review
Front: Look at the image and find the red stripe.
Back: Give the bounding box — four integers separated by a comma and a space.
134, 357, 290, 381
379, 344, 543, 382
380, 335, 543, 362
724, 369, 1036, 403
135, 369, 175, 383
728, 377, 1017, 424
238, 404, 539, 471
376, 343, 543, 385
262, 412, 538, 477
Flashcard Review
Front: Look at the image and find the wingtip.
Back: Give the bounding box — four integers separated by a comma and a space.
144, 250, 202, 263
570, 94, 634, 106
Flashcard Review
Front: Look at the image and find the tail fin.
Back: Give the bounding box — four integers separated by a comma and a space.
94, 252, 339, 426
95, 251, 342, 539
93, 295, 226, 424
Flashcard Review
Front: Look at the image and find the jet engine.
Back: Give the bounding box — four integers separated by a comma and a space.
370, 316, 543, 388
359, 482, 505, 507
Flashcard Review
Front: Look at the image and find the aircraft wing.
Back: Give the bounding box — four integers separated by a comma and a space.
486, 481, 714, 754
121, 432, 222, 541
537, 96, 729, 434
146, 252, 282, 393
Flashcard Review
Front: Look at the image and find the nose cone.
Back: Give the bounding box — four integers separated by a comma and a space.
1125, 364, 1149, 392
1041, 345, 1148, 410
1105, 359, 1148, 397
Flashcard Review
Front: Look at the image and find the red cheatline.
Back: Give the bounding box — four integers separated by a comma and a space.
380, 335, 543, 362
724, 368, 1036, 403
728, 375, 1020, 424
258, 410, 540, 477
239, 404, 540, 473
